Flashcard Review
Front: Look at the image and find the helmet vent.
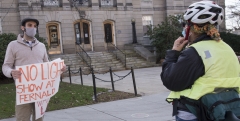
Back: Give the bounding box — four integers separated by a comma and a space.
220, 15, 223, 20
212, 14, 219, 21
187, 11, 193, 15
195, 6, 204, 10
209, 7, 222, 13
198, 14, 211, 19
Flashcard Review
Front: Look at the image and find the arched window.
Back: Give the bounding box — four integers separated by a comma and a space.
74, 21, 91, 44
48, 25, 59, 46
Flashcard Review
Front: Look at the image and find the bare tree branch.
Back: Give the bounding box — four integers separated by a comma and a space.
227, 1, 240, 30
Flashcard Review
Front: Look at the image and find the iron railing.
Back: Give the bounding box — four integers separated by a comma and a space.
107, 43, 126, 67
76, 43, 91, 68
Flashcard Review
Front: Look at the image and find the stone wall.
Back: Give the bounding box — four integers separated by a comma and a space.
0, 0, 226, 54
0, 0, 20, 34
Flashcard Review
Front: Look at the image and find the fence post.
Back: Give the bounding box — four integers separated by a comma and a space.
91, 68, 97, 102
109, 67, 115, 91
68, 66, 72, 84
131, 67, 137, 96
79, 67, 83, 85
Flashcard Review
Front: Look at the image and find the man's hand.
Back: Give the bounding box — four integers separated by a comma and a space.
172, 37, 188, 51
11, 70, 22, 79
61, 64, 67, 72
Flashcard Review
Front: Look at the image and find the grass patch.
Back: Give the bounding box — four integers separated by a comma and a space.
0, 82, 138, 119
0, 83, 15, 119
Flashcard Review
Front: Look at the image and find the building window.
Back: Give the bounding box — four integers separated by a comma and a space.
42, 0, 60, 7
101, 0, 113, 6
49, 25, 59, 46
72, 0, 90, 6
74, 23, 81, 44
74, 22, 91, 44
99, 0, 116, 7
141, 0, 153, 7
142, 15, 153, 37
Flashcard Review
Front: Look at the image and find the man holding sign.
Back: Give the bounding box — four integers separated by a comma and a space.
2, 17, 66, 121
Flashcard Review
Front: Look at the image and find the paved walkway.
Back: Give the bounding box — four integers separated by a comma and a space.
0, 67, 175, 121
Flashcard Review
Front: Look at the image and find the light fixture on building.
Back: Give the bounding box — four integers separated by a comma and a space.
131, 18, 137, 44
131, 18, 135, 23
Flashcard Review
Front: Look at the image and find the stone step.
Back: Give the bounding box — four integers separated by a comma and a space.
51, 49, 157, 74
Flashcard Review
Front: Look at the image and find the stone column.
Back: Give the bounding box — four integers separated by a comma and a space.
63, 0, 71, 10
18, 0, 29, 11
117, 0, 124, 10
31, 0, 41, 11
126, 0, 133, 10
92, 0, 99, 10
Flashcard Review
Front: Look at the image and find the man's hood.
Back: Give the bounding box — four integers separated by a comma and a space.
17, 34, 39, 46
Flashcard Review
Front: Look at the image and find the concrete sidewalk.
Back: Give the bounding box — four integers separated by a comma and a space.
62, 67, 169, 96
0, 67, 176, 121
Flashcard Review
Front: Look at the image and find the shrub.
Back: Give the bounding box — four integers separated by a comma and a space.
35, 34, 49, 50
220, 32, 240, 54
145, 15, 183, 61
0, 33, 17, 79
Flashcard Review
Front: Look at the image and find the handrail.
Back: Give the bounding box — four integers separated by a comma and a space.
76, 43, 91, 68
107, 43, 126, 67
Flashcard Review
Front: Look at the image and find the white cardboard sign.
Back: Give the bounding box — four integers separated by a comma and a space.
15, 58, 64, 119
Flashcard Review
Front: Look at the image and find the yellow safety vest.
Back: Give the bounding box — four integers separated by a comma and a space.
167, 40, 240, 102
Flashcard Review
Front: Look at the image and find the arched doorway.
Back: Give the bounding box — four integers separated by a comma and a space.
74, 19, 92, 51
104, 23, 113, 43
103, 20, 116, 45
49, 25, 59, 46
46, 22, 62, 54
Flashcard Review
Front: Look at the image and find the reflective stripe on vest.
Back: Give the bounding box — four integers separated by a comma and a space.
167, 40, 240, 102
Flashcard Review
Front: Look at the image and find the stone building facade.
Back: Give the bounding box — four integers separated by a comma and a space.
0, 0, 225, 54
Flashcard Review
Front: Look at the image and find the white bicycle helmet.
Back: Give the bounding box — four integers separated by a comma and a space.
183, 1, 224, 25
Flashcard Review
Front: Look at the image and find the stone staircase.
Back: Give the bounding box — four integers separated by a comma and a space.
49, 50, 159, 75
123, 50, 159, 69
49, 52, 126, 75
49, 54, 90, 74
88, 52, 125, 73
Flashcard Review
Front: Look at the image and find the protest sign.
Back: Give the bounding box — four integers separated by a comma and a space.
35, 98, 50, 119
15, 58, 64, 119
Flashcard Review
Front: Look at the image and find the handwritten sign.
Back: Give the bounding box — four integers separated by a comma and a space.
35, 98, 50, 119
15, 58, 64, 119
